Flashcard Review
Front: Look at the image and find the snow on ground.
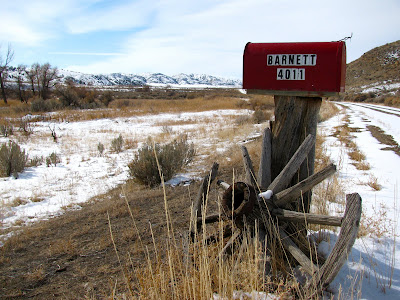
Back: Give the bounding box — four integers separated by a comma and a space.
1, 102, 400, 298
0, 109, 262, 231
359, 81, 400, 94
317, 102, 400, 299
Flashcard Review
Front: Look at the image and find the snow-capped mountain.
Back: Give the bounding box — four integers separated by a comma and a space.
5, 67, 242, 88
57, 70, 242, 87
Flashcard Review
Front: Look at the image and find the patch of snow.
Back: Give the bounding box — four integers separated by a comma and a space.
317, 102, 400, 299
0, 109, 255, 230
359, 81, 400, 94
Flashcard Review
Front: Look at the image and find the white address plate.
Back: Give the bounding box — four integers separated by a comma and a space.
277, 68, 305, 80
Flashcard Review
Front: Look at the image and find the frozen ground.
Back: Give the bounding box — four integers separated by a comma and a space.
1, 102, 399, 298
0, 109, 259, 230
317, 102, 400, 299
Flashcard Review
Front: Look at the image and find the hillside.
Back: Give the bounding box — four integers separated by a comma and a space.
6, 68, 242, 88
346, 40, 400, 91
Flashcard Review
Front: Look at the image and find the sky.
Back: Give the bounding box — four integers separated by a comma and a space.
1, 0, 399, 79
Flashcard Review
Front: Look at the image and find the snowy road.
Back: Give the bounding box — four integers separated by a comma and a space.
318, 102, 400, 299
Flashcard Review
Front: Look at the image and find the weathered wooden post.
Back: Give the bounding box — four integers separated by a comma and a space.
243, 41, 346, 214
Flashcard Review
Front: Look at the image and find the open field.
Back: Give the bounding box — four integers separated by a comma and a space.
0, 95, 399, 299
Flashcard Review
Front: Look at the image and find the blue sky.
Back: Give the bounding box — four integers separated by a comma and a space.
1, 0, 399, 78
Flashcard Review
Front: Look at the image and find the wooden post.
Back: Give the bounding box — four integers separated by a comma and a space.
241, 146, 258, 189
191, 162, 219, 235
271, 95, 322, 213
258, 126, 272, 190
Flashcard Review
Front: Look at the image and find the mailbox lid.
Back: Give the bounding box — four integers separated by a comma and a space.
243, 41, 346, 96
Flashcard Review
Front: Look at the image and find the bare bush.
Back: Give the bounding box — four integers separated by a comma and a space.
46, 152, 61, 167
97, 142, 105, 156
0, 122, 13, 137
128, 136, 195, 187
28, 156, 44, 167
111, 134, 124, 153
31, 98, 63, 112
235, 115, 252, 126
252, 110, 269, 124
0, 141, 28, 178
19, 118, 34, 136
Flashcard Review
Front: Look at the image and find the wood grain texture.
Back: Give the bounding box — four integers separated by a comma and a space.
191, 162, 219, 230
308, 193, 362, 291
241, 145, 258, 189
274, 163, 336, 208
258, 126, 272, 190
279, 228, 319, 276
271, 95, 322, 213
268, 134, 315, 194
273, 208, 342, 226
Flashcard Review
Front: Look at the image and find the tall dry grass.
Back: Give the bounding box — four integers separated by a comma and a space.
104, 100, 352, 299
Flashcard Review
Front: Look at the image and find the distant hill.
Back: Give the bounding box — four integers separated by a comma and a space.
6, 68, 242, 88
58, 70, 242, 88
346, 40, 400, 92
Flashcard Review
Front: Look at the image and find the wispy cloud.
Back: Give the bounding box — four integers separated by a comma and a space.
65, 0, 156, 34
49, 52, 125, 56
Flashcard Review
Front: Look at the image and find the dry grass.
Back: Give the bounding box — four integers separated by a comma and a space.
331, 120, 371, 172
1, 95, 370, 299
312, 131, 346, 232
367, 175, 382, 191
48, 238, 77, 256
319, 100, 340, 123
107, 179, 308, 300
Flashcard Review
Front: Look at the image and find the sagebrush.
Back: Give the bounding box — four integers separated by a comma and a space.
0, 141, 28, 178
128, 136, 195, 187
111, 134, 124, 153
46, 152, 61, 167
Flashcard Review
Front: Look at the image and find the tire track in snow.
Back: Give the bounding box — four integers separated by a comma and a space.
350, 103, 400, 118
342, 103, 400, 157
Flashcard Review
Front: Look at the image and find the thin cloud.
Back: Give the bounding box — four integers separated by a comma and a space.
49, 52, 125, 56
65, 0, 155, 34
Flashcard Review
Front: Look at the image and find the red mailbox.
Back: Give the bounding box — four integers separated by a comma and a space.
243, 41, 346, 97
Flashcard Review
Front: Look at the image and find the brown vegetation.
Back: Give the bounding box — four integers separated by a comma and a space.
0, 95, 350, 299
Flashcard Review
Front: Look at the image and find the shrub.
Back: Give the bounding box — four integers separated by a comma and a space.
30, 98, 47, 112
57, 86, 80, 107
19, 118, 34, 136
0, 141, 28, 178
46, 152, 61, 167
97, 142, 105, 156
30, 98, 62, 112
111, 134, 124, 153
28, 156, 44, 167
100, 91, 114, 107
252, 110, 268, 124
0, 123, 13, 137
235, 115, 252, 126
128, 136, 195, 187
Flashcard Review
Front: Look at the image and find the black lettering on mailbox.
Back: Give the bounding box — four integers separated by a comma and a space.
296, 55, 301, 65
276, 68, 305, 80
288, 55, 294, 65
310, 54, 316, 65
267, 54, 317, 66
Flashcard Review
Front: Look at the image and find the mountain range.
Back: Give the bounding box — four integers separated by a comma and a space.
58, 70, 242, 88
